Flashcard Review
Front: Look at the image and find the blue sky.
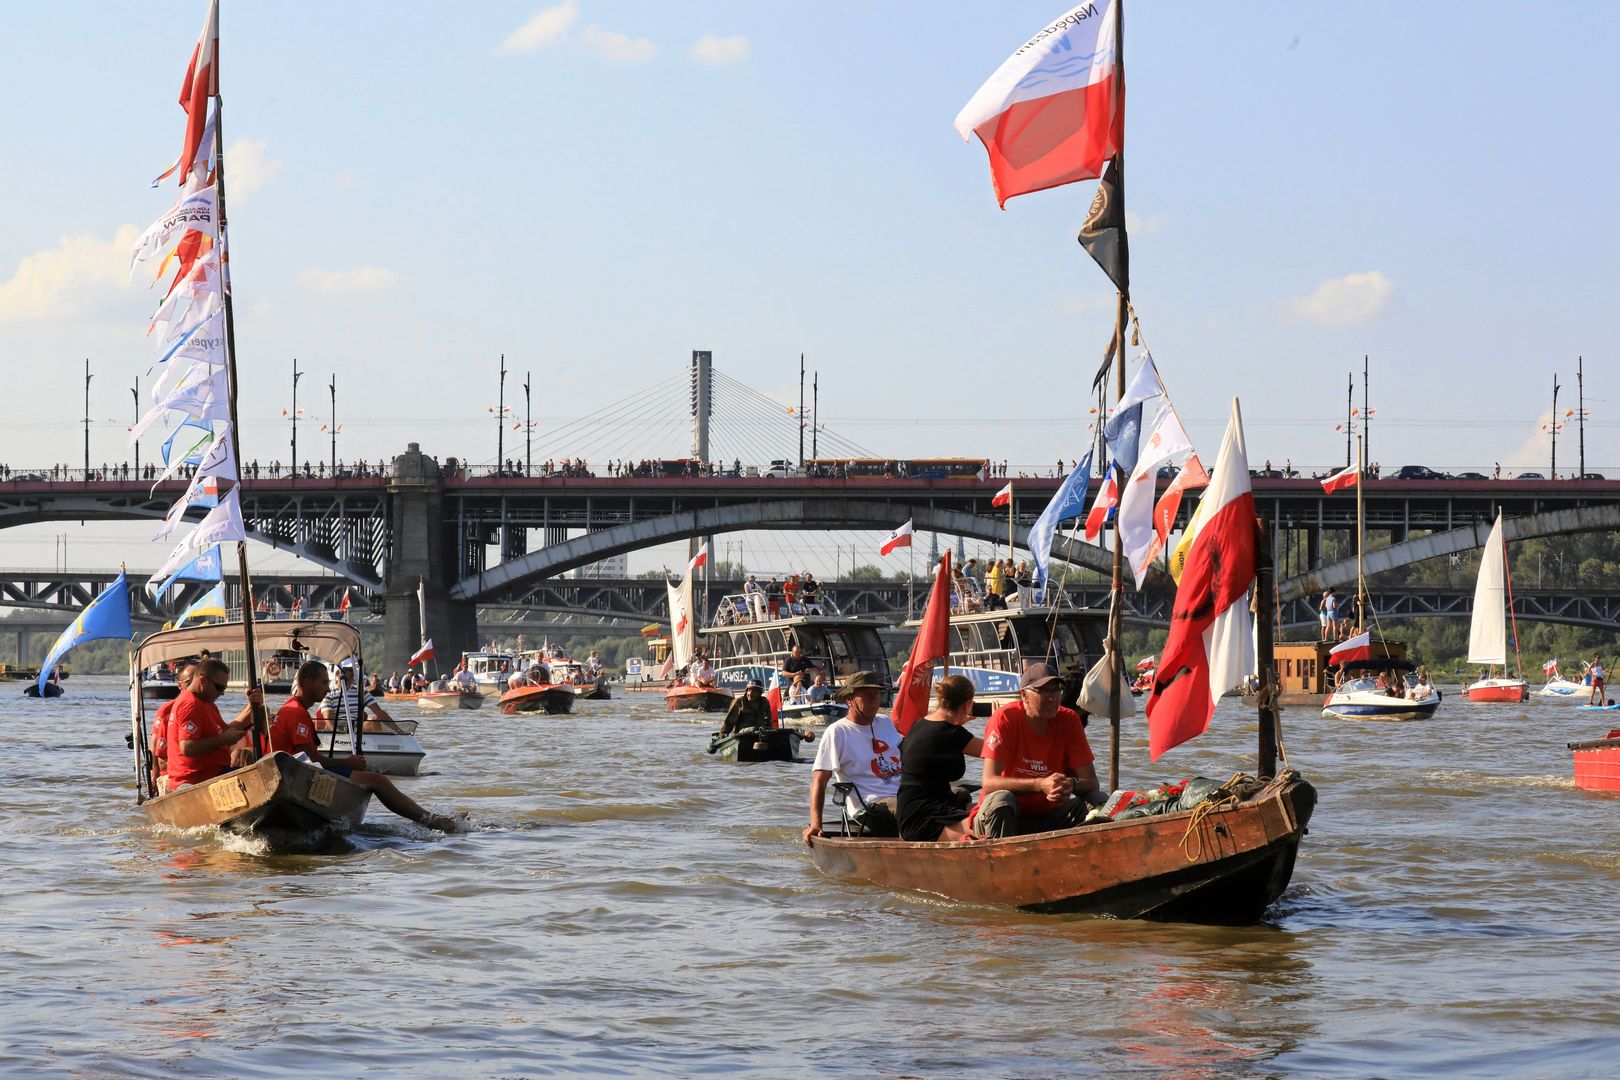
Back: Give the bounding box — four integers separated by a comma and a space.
1, 1, 1618, 576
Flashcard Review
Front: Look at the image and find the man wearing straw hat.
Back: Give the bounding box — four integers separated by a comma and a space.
803, 671, 902, 843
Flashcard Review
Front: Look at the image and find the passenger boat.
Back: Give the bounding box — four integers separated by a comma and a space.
907, 605, 1108, 715
665, 685, 733, 712
1569, 728, 1620, 792
498, 684, 575, 715
417, 688, 484, 710
460, 650, 516, 693
141, 666, 182, 701
1461, 513, 1529, 703
697, 592, 893, 701
131, 622, 374, 841
707, 727, 807, 763
1321, 660, 1441, 720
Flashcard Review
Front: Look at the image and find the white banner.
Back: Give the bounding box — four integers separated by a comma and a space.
130, 185, 217, 277
1120, 410, 1193, 586
184, 487, 246, 551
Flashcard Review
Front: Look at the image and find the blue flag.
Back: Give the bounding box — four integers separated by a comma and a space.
1102, 360, 1164, 476
39, 571, 133, 694
151, 544, 223, 598
1028, 449, 1094, 590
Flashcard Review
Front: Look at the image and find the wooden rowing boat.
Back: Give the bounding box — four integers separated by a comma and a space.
708, 727, 807, 763
143, 751, 371, 836
418, 689, 485, 710
498, 684, 576, 715
666, 686, 732, 712
811, 771, 1314, 921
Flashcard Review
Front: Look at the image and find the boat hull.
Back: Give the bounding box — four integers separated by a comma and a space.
666, 687, 733, 712
573, 683, 612, 700
498, 685, 576, 715
708, 727, 805, 763
314, 731, 426, 776
810, 773, 1316, 923
1570, 733, 1620, 792
418, 690, 485, 710
779, 701, 846, 725
142, 752, 371, 837
1539, 679, 1595, 703
1461, 679, 1528, 703
1322, 690, 1441, 721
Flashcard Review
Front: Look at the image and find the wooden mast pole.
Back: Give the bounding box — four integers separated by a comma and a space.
209, 11, 267, 753
1103, 0, 1128, 793
1356, 433, 1366, 634
1256, 519, 1279, 778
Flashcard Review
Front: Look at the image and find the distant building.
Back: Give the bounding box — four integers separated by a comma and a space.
574, 554, 629, 579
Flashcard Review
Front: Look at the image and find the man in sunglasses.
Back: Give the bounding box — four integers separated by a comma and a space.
971, 662, 1103, 839
167, 658, 264, 789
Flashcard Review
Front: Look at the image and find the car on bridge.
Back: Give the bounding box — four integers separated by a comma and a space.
1454, 471, 1488, 480
1393, 465, 1447, 480
1516, 472, 1546, 480
1582, 472, 1607, 480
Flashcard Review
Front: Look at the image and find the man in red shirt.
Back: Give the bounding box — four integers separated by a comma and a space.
167, 659, 263, 789
973, 662, 1104, 838
149, 661, 198, 794
271, 660, 462, 832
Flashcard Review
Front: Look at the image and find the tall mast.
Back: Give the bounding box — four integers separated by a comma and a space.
1356, 433, 1366, 633
811, 371, 818, 462
1362, 354, 1370, 474
211, 71, 268, 749
1578, 356, 1586, 477
1104, 0, 1128, 793
497, 353, 506, 473
1551, 373, 1560, 478
1345, 371, 1353, 469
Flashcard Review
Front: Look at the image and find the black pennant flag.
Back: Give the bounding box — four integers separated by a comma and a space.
1078, 158, 1129, 296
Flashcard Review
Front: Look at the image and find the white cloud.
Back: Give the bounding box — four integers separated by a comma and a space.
1124, 210, 1169, 235
0, 226, 138, 322
1288, 270, 1393, 326
691, 33, 750, 64
496, 1, 578, 55
297, 267, 401, 294
225, 138, 281, 202
581, 25, 657, 63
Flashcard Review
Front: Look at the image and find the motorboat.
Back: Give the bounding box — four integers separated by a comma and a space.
498, 684, 576, 715
1321, 661, 1441, 720
666, 686, 733, 712
707, 726, 808, 763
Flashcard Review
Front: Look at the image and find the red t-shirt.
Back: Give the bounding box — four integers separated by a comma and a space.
151, 698, 180, 774
167, 692, 231, 787
269, 698, 320, 755
979, 701, 1095, 816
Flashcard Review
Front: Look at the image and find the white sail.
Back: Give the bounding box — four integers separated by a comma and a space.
1467, 514, 1507, 665
666, 574, 696, 671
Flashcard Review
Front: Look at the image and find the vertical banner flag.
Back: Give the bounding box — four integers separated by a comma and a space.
130, 185, 218, 276
1145, 399, 1258, 760
1028, 448, 1094, 587
954, 1, 1124, 207
1077, 158, 1128, 294
1083, 468, 1118, 542
38, 572, 134, 694
879, 520, 914, 557
892, 553, 953, 736
666, 575, 696, 671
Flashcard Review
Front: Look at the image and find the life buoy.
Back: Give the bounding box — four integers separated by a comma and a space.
265, 659, 283, 679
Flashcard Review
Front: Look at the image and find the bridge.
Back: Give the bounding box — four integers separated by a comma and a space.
4, 456, 1618, 666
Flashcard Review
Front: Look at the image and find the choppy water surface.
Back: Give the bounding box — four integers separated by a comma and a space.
3, 677, 1619, 1078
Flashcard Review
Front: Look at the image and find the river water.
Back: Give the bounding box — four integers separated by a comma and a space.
2, 676, 1617, 1078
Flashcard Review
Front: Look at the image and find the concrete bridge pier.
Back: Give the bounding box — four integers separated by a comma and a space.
384, 444, 478, 672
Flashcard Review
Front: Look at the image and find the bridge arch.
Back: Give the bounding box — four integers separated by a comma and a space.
451, 498, 1114, 601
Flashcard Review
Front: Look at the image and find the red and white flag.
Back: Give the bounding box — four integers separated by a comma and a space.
688, 542, 709, 572
409, 639, 434, 666
1145, 399, 1258, 760
990, 482, 1013, 508
1136, 656, 1156, 671
892, 553, 953, 736
1147, 454, 1209, 569
176, 0, 220, 188
1083, 471, 1118, 541
954, 1, 1124, 208
1329, 631, 1372, 666
1321, 464, 1359, 495
879, 520, 914, 557
1118, 410, 1194, 585
1543, 658, 1559, 676
338, 587, 352, 613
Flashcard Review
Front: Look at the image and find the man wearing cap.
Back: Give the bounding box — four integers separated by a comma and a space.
743, 575, 766, 623
972, 662, 1103, 838
720, 680, 773, 737
803, 671, 902, 842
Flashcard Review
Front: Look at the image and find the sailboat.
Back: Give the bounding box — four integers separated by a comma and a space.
1460, 513, 1529, 703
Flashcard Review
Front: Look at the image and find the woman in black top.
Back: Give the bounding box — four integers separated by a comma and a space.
897, 675, 984, 842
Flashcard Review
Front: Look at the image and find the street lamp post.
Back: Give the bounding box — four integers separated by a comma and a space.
523, 370, 532, 477
291, 358, 302, 478
328, 374, 337, 473
497, 354, 507, 476
83, 359, 92, 480
131, 378, 140, 477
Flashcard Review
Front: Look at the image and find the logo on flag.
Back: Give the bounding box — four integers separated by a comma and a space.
879, 520, 914, 557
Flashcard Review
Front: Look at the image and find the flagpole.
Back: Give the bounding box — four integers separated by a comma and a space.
908, 540, 915, 620
1356, 433, 1366, 635
209, 29, 267, 754
1006, 484, 1014, 563
1103, 0, 1128, 794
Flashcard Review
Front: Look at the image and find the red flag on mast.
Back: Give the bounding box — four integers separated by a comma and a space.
177, 0, 219, 187
891, 552, 953, 736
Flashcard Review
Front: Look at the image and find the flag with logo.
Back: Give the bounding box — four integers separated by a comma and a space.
879, 520, 914, 557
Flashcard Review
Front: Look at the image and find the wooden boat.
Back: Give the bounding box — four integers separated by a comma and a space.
1570, 729, 1620, 792
1461, 513, 1528, 703
575, 681, 611, 700
708, 726, 807, 763
812, 771, 1315, 920
130, 621, 382, 842
418, 689, 485, 710
665, 685, 733, 712
498, 684, 575, 715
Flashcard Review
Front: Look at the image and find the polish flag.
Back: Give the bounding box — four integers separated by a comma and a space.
1083, 471, 1118, 541
1329, 631, 1373, 666
766, 685, 783, 728
1118, 411, 1193, 585
990, 482, 1013, 508
688, 542, 709, 572
892, 553, 953, 736
338, 588, 352, 613
954, 0, 1124, 208
1136, 656, 1155, 671
1321, 465, 1359, 495
409, 640, 435, 667
879, 520, 914, 557
1543, 658, 1559, 676
177, 0, 220, 188
1145, 399, 1258, 760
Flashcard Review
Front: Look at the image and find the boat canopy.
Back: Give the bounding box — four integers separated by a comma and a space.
1338, 658, 1417, 673
133, 620, 361, 669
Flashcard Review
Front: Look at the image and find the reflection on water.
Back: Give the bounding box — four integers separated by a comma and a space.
3, 680, 1620, 1076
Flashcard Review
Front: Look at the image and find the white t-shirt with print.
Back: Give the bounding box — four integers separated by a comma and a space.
812, 714, 903, 819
